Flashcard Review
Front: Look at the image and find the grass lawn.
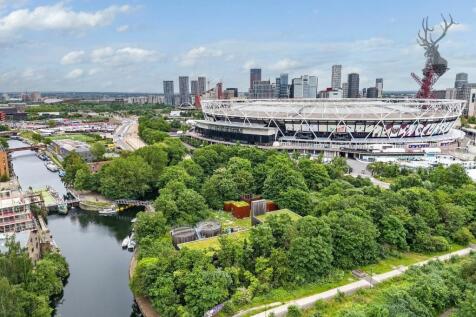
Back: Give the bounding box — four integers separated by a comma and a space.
179, 230, 249, 251
49, 133, 99, 143
256, 208, 302, 223
359, 243, 465, 275
210, 211, 253, 230
219, 271, 357, 317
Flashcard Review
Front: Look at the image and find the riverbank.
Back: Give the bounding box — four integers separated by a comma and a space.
8, 138, 138, 316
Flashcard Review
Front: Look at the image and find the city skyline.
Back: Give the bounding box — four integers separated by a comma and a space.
0, 0, 475, 92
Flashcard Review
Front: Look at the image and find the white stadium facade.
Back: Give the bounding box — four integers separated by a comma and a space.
192, 99, 467, 157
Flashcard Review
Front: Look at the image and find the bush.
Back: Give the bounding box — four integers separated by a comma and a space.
453, 227, 474, 246
287, 305, 302, 317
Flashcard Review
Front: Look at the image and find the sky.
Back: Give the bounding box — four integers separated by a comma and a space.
0, 0, 476, 93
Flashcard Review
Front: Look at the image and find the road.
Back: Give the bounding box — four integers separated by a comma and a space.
113, 117, 146, 151
346, 158, 390, 189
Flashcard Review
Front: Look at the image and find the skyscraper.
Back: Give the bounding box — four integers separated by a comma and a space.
191, 80, 198, 96
279, 73, 289, 98
347, 73, 360, 98
163, 80, 174, 105
179, 76, 190, 105
250, 68, 262, 90
342, 83, 348, 99
198, 76, 207, 94
376, 78, 383, 98
291, 78, 303, 98
331, 65, 342, 89
455, 73, 468, 89
249, 80, 274, 99
216, 82, 223, 99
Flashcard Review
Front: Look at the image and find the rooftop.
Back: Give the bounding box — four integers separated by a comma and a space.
255, 209, 302, 223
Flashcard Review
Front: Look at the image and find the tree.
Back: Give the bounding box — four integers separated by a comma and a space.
275, 188, 313, 216
226, 157, 255, 195
298, 158, 330, 191
183, 269, 231, 316
201, 168, 239, 209
134, 211, 168, 242
134, 145, 168, 178
249, 225, 276, 258
379, 214, 408, 250
157, 165, 196, 190
328, 212, 380, 269
192, 147, 222, 175
289, 235, 333, 283
62, 151, 88, 186
155, 181, 209, 225
456, 290, 476, 317
98, 156, 154, 199
263, 164, 308, 201
73, 167, 98, 191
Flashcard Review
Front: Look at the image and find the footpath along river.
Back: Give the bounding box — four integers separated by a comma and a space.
8, 139, 140, 317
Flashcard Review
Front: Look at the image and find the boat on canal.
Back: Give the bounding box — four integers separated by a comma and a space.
122, 236, 130, 249
45, 162, 59, 172
99, 207, 117, 216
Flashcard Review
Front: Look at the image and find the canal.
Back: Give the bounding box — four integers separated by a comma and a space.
8, 139, 139, 317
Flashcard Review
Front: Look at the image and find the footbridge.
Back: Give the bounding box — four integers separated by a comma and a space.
114, 199, 152, 207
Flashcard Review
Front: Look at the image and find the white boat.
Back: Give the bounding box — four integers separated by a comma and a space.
121, 236, 130, 249
98, 207, 116, 215
131, 218, 137, 223
46, 163, 58, 172
127, 239, 136, 251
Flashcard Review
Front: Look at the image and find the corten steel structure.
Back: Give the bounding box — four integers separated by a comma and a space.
194, 98, 466, 152
412, 14, 456, 98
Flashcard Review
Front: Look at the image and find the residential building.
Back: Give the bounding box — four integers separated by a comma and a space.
342, 83, 348, 99
225, 88, 238, 98
376, 78, 383, 98
179, 76, 190, 105
291, 75, 318, 98
318, 88, 343, 99
461, 83, 476, 116
366, 87, 378, 98
50, 140, 93, 162
467, 88, 476, 117
279, 73, 289, 98
198, 76, 207, 95
0, 229, 42, 262
362, 88, 367, 98
331, 65, 342, 89
249, 80, 274, 99
445, 88, 458, 99
250, 68, 262, 90
455, 73, 468, 89
347, 73, 360, 98
163, 80, 175, 106
216, 82, 223, 99
432, 90, 447, 99
191, 80, 199, 97
0, 190, 35, 234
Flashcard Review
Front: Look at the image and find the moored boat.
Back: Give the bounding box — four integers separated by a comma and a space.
121, 236, 130, 249
98, 207, 116, 216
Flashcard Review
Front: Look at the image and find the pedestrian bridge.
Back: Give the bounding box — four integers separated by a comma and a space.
114, 199, 152, 206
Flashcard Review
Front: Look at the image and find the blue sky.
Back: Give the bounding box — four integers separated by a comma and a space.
0, 0, 475, 92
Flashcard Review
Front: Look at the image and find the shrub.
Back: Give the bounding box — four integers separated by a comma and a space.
287, 305, 302, 317
453, 227, 474, 246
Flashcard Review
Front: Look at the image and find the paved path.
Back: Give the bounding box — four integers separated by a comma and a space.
346, 158, 390, 189
251, 247, 475, 317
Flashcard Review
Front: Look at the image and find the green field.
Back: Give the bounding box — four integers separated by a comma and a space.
49, 133, 100, 143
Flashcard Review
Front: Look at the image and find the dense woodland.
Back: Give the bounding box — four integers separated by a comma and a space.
0, 241, 69, 317
61, 116, 476, 316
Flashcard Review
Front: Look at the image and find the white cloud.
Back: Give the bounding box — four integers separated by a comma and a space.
269, 58, 300, 71
179, 46, 223, 66
65, 68, 83, 79
88, 68, 100, 75
116, 24, 129, 32
90, 46, 157, 65
242, 60, 257, 70
0, 3, 131, 36
61, 50, 85, 65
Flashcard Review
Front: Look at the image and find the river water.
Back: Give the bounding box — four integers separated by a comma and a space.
8, 139, 139, 317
